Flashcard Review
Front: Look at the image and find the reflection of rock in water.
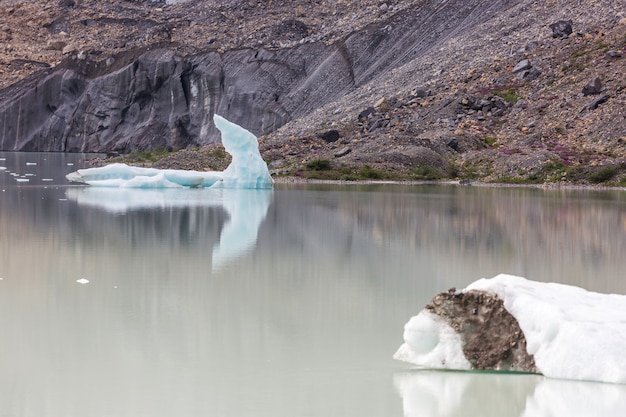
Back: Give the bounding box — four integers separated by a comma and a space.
425, 290, 537, 373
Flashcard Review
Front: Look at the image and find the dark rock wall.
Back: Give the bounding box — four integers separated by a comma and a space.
0, 0, 518, 152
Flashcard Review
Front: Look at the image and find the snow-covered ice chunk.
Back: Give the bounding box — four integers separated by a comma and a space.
65, 115, 273, 189
393, 311, 471, 371
395, 274, 626, 384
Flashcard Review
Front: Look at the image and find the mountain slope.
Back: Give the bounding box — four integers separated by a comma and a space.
1, 0, 625, 184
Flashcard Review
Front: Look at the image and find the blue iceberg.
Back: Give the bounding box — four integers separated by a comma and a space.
66, 115, 273, 189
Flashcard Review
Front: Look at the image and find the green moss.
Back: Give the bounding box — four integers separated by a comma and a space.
306, 159, 332, 171
492, 88, 521, 104
358, 165, 385, 179
204, 148, 228, 159
121, 149, 171, 163
410, 166, 444, 180
483, 136, 497, 147
589, 166, 618, 183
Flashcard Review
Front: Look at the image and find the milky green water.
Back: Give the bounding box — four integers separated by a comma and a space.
1, 152, 625, 417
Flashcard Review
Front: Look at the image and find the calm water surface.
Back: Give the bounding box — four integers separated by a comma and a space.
1, 152, 626, 417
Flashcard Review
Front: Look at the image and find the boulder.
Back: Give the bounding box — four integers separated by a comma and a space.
582, 77, 602, 95
320, 129, 340, 143
512, 59, 531, 73
549, 20, 573, 38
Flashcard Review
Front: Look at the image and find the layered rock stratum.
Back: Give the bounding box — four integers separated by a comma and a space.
1, 0, 625, 184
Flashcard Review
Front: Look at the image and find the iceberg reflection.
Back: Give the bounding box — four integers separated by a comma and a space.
395, 370, 626, 417
65, 187, 272, 270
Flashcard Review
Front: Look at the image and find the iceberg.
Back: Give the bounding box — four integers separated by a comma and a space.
394, 274, 626, 384
66, 115, 273, 189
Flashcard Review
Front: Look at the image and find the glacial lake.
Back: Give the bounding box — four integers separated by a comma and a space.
1, 151, 626, 417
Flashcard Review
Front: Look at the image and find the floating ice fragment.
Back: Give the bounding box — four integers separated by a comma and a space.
15, 178, 29, 182
76, 278, 90, 284
0, 167, 6, 170
42, 178, 54, 181
26, 162, 37, 166
65, 115, 273, 189
66, 163, 74, 166
395, 274, 626, 384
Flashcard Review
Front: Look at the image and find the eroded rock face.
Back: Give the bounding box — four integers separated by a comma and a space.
0, 0, 520, 153
426, 289, 538, 373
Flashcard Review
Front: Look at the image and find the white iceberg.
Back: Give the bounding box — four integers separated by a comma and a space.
66, 115, 273, 189
394, 274, 626, 384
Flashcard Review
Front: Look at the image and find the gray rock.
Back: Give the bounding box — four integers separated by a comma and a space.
521, 68, 541, 81
320, 130, 340, 143
358, 107, 376, 122
582, 77, 602, 96
446, 137, 459, 151
46, 40, 67, 51
605, 50, 622, 59
512, 59, 532, 73
334, 147, 352, 158
550, 20, 573, 38
581, 94, 610, 112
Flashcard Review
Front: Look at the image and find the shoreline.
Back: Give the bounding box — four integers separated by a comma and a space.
271, 176, 626, 191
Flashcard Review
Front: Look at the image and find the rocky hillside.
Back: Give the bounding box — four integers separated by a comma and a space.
1, 0, 625, 185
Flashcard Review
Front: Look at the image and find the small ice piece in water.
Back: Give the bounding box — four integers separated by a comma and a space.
76, 278, 90, 284
26, 162, 37, 166
65, 115, 273, 189
15, 178, 29, 182
42, 178, 54, 181
0, 167, 6, 170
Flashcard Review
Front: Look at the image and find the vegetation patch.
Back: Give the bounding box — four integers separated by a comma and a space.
306, 158, 332, 171
492, 88, 522, 104
296, 162, 451, 181
588, 166, 618, 183
117, 148, 171, 164
411, 165, 445, 180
